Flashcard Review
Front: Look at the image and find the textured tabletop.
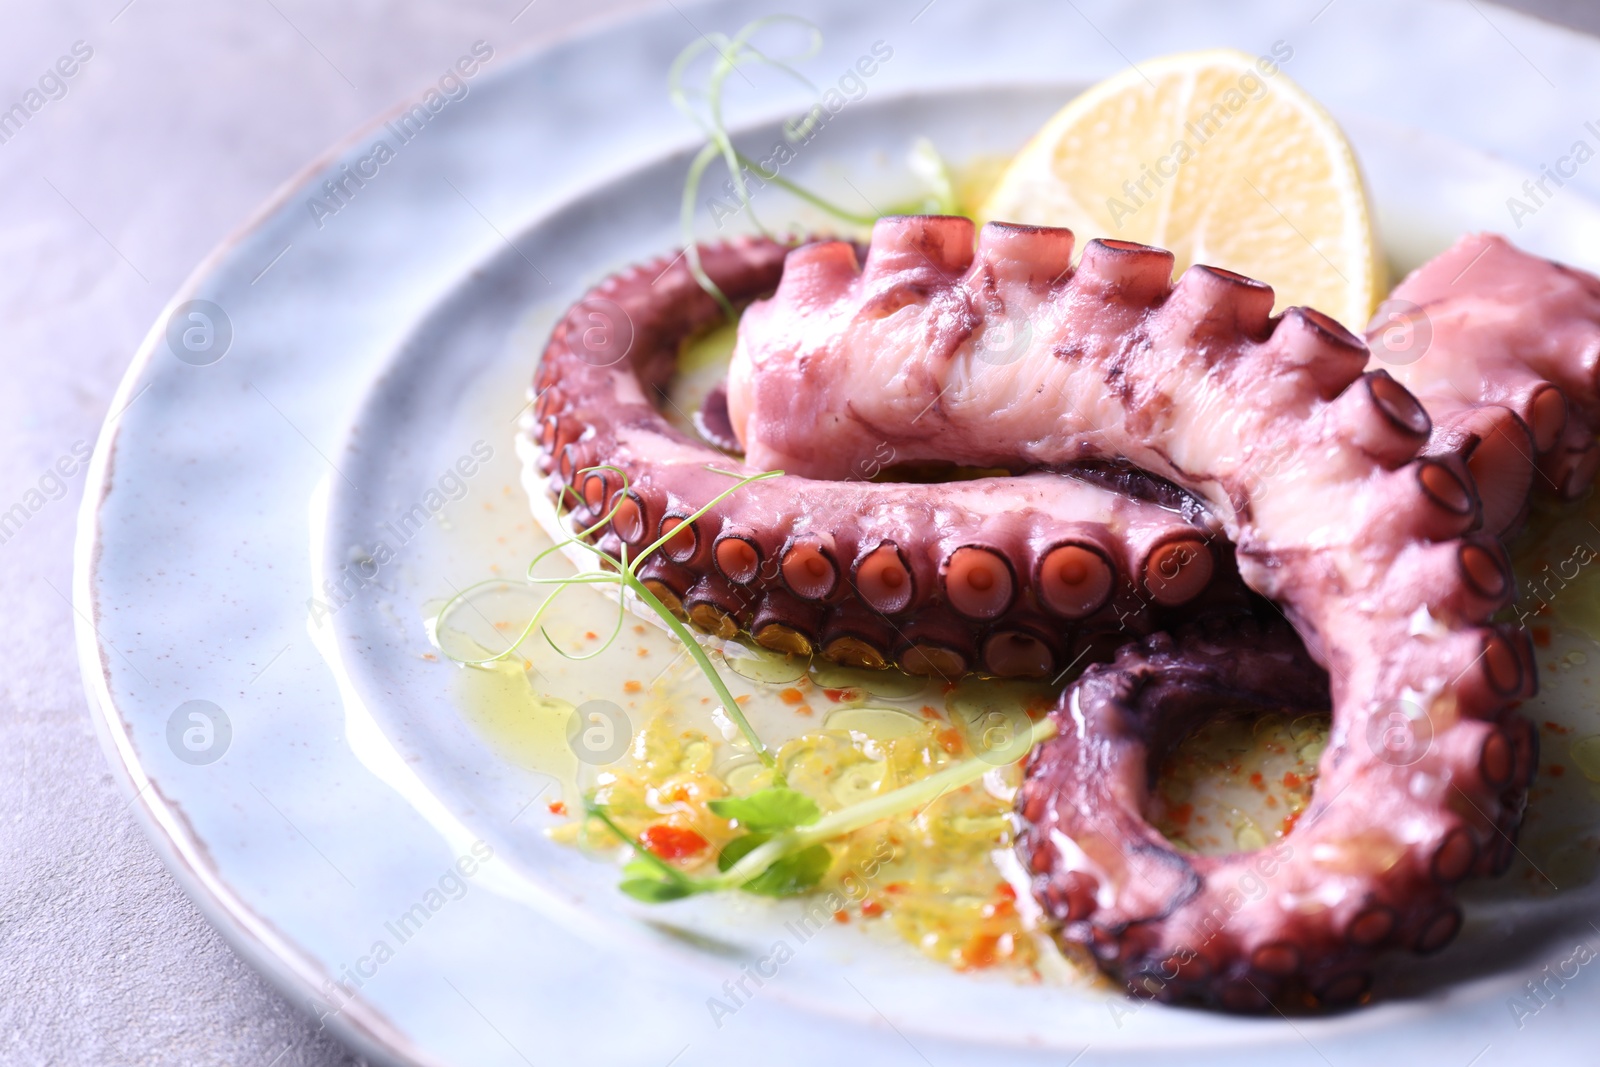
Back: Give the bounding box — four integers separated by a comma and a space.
0, 1, 1589, 1064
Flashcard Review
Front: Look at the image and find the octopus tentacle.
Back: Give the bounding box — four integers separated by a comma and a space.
526, 235, 1255, 679
728, 216, 1539, 1005
1371, 232, 1600, 533
1016, 620, 1535, 1009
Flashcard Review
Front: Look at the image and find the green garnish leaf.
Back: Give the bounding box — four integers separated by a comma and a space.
716, 833, 830, 896
622, 857, 673, 881
715, 832, 768, 872
740, 844, 832, 897
707, 787, 820, 832
619, 877, 698, 903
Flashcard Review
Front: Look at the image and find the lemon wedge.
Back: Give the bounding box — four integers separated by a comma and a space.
977, 48, 1383, 330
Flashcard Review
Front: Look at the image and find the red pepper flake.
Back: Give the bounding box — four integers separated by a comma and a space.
1248, 772, 1265, 790
995, 881, 1017, 900
547, 800, 567, 816
936, 727, 965, 754
623, 680, 643, 694
1550, 764, 1567, 777
795, 704, 814, 717
884, 882, 907, 895
1282, 772, 1304, 789
1168, 802, 1193, 827
1532, 625, 1553, 648
960, 931, 1001, 969
778, 687, 804, 705
584, 631, 598, 641
832, 910, 850, 924
919, 705, 941, 720
860, 899, 884, 918
982, 895, 1016, 919
1281, 809, 1304, 834
1544, 721, 1571, 735
824, 688, 845, 702
640, 824, 708, 861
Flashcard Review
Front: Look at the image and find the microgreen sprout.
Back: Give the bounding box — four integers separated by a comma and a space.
670, 16, 881, 318
593, 716, 1060, 903
435, 462, 784, 772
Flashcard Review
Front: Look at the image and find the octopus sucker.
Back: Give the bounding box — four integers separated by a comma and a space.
527, 235, 1261, 680
723, 215, 1598, 1008
1033, 538, 1115, 619
852, 540, 917, 614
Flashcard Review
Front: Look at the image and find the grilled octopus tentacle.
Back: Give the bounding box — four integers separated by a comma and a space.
526, 236, 1253, 679
1016, 618, 1535, 1009
1369, 232, 1600, 536
730, 215, 1542, 1007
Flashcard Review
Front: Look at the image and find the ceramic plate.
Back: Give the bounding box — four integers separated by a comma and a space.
75, 1, 1600, 1063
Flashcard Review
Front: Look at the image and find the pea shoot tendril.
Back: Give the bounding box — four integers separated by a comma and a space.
669, 16, 961, 319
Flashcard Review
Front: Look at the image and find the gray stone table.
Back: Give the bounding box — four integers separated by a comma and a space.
0, 1, 1588, 1064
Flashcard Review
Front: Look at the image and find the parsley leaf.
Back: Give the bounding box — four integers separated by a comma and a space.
716, 833, 831, 896
619, 876, 697, 902
617, 858, 700, 902
707, 787, 821, 833
742, 843, 832, 896
715, 832, 768, 872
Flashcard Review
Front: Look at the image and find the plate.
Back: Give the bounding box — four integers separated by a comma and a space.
74, 1, 1600, 1064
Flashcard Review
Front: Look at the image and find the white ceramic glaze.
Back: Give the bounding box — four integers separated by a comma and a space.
75, 2, 1600, 1064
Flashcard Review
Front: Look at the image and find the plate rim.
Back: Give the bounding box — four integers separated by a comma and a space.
67, 9, 690, 1065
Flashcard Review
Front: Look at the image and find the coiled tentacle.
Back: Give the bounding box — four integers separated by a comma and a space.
527, 236, 1254, 678
729, 216, 1545, 1006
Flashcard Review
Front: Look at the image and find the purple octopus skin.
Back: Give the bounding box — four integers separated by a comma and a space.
525, 236, 1252, 680
1369, 232, 1600, 537
728, 215, 1537, 1007
1017, 616, 1536, 1011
